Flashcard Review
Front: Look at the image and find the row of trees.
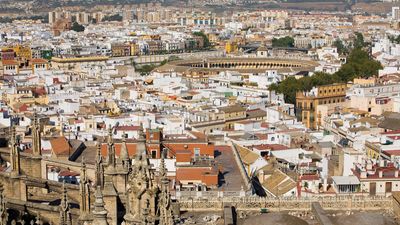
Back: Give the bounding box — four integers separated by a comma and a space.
272, 36, 295, 48
71, 22, 85, 32
269, 48, 382, 104
0, 15, 48, 24
102, 14, 123, 22
332, 32, 365, 55
389, 35, 400, 44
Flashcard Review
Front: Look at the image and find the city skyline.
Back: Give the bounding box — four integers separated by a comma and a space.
0, 0, 400, 225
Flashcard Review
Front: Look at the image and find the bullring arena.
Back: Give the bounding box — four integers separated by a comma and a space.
156, 57, 320, 74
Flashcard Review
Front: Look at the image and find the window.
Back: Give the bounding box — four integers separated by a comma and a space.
151, 150, 157, 159
194, 148, 200, 157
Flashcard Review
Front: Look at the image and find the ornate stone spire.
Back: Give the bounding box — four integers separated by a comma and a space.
0, 181, 8, 225
106, 126, 116, 170
118, 133, 130, 171
32, 110, 41, 157
141, 199, 152, 225
35, 213, 43, 225
9, 125, 20, 177
79, 159, 91, 221
92, 186, 109, 225
81, 158, 87, 183
158, 150, 175, 225
159, 150, 166, 179
95, 143, 104, 188
59, 182, 72, 225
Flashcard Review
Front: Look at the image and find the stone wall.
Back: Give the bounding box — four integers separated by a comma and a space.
179, 196, 393, 212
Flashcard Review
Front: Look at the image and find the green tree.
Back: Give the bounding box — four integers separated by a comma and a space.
102, 14, 123, 22
336, 48, 382, 81
71, 22, 85, 32
193, 31, 211, 48
332, 39, 347, 55
272, 36, 295, 48
389, 35, 400, 44
353, 32, 365, 49
270, 48, 382, 104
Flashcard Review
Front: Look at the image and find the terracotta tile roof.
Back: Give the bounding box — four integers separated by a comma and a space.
101, 143, 137, 158
300, 174, 320, 181
2, 60, 19, 65
261, 122, 269, 128
50, 137, 70, 156
252, 144, 289, 151
176, 167, 218, 185
247, 109, 267, 118
382, 150, 400, 156
262, 169, 296, 196
32, 87, 47, 96
189, 131, 206, 139
115, 126, 141, 131
31, 59, 49, 64
235, 144, 259, 165
219, 104, 246, 113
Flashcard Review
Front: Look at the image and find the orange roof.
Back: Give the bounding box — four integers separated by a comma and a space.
32, 87, 47, 96
101, 143, 137, 158
176, 167, 218, 185
176, 150, 192, 162
115, 126, 141, 131
31, 58, 49, 64
190, 131, 206, 139
2, 60, 19, 65
50, 137, 70, 156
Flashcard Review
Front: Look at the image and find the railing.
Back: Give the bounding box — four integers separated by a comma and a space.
175, 190, 245, 200
178, 195, 393, 212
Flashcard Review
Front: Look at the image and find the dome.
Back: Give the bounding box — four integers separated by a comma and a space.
239, 213, 309, 225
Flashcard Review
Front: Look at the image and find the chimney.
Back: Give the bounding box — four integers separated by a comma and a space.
360, 171, 367, 179
366, 161, 372, 170
323, 178, 328, 192
259, 170, 264, 183
379, 170, 383, 178
395, 170, 399, 178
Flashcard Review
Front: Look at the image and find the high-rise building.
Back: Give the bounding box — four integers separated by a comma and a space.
48, 11, 56, 24
392, 7, 400, 21
76, 12, 90, 25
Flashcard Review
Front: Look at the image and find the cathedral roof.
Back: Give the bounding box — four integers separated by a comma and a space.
240, 213, 308, 225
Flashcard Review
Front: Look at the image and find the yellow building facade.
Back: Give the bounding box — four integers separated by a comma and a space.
225, 41, 238, 54
296, 83, 347, 129
13, 45, 32, 60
